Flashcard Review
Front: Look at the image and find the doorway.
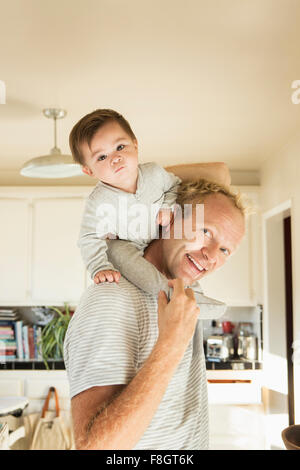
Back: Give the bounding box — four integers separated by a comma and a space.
262, 201, 295, 449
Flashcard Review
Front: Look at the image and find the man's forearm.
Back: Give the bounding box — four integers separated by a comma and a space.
165, 162, 231, 186
78, 339, 186, 450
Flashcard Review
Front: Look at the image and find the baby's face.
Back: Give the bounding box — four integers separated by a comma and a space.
81, 120, 139, 192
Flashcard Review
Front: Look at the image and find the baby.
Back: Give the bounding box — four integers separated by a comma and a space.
69, 109, 227, 318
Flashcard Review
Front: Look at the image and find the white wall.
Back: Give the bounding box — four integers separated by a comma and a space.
265, 213, 287, 362
260, 129, 300, 423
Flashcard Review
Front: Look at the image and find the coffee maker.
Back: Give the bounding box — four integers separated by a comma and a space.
206, 320, 235, 362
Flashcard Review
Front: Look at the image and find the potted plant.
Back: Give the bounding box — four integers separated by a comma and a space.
38, 302, 72, 369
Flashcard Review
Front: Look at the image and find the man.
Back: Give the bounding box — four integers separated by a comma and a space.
63, 179, 245, 450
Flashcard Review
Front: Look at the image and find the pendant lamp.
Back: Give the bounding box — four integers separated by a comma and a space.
20, 108, 82, 178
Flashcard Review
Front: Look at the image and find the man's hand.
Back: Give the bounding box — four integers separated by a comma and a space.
164, 162, 231, 187
94, 270, 121, 284
157, 279, 200, 351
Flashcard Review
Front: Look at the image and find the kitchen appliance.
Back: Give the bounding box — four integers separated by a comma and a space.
222, 321, 235, 334
206, 334, 235, 362
237, 322, 258, 360
245, 335, 258, 360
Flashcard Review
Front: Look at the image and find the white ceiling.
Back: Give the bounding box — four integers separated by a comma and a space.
1, 0, 300, 185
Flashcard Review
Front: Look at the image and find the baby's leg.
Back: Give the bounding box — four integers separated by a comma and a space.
106, 239, 171, 296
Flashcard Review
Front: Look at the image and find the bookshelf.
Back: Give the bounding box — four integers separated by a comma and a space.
0, 307, 68, 370
0, 359, 65, 370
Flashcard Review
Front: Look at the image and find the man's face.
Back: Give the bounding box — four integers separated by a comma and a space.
162, 193, 245, 285
80, 120, 139, 189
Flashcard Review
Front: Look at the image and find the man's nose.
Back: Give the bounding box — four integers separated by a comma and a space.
202, 245, 218, 263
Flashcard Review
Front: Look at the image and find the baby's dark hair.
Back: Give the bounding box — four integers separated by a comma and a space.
69, 109, 136, 165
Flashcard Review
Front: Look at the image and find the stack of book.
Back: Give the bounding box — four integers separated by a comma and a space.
0, 309, 43, 362
14, 321, 43, 361
0, 309, 19, 361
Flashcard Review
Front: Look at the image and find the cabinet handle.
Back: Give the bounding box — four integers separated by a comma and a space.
207, 380, 251, 384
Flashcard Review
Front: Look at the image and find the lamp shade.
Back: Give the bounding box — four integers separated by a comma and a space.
20, 108, 82, 179
20, 149, 82, 178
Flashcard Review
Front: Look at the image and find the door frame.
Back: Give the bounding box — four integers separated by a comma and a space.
262, 199, 295, 432
262, 199, 292, 355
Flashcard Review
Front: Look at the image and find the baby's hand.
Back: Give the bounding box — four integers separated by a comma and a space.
93, 270, 121, 284
156, 208, 174, 227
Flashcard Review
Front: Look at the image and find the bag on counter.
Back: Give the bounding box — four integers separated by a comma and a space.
0, 388, 74, 450
29, 386, 73, 450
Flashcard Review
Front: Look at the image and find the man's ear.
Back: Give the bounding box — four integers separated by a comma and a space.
133, 138, 138, 151
82, 165, 93, 177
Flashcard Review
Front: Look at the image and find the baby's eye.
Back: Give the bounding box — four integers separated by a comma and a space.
97, 155, 107, 161
220, 247, 230, 256
117, 144, 125, 151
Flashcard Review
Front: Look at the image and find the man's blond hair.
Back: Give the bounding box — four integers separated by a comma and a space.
176, 179, 248, 216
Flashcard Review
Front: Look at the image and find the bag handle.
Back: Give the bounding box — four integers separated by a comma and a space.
41, 386, 60, 418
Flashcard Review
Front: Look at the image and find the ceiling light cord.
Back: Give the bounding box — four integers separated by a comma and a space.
51, 115, 60, 155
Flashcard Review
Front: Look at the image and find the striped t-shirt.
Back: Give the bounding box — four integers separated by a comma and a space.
63, 277, 209, 450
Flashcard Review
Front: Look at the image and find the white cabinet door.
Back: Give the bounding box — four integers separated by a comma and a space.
209, 404, 266, 450
31, 198, 86, 304
0, 199, 29, 303
200, 189, 260, 306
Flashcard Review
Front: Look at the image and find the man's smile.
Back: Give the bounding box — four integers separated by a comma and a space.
185, 253, 208, 274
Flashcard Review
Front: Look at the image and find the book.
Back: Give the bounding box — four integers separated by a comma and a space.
22, 325, 29, 360
0, 313, 48, 363
0, 333, 14, 340
0, 309, 18, 312
0, 349, 16, 355
0, 329, 14, 338
0, 355, 16, 361
28, 326, 35, 359
33, 325, 42, 360
36, 326, 43, 360
33, 325, 37, 359
0, 321, 16, 327
14, 320, 23, 360
0, 309, 19, 322
0, 339, 16, 348
0, 336, 17, 360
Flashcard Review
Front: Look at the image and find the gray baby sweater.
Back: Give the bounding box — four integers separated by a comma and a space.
78, 162, 181, 279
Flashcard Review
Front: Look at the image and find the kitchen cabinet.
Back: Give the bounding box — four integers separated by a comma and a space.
31, 198, 86, 304
209, 404, 266, 449
200, 188, 261, 306
0, 187, 92, 306
207, 369, 266, 449
206, 369, 262, 405
0, 198, 29, 304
